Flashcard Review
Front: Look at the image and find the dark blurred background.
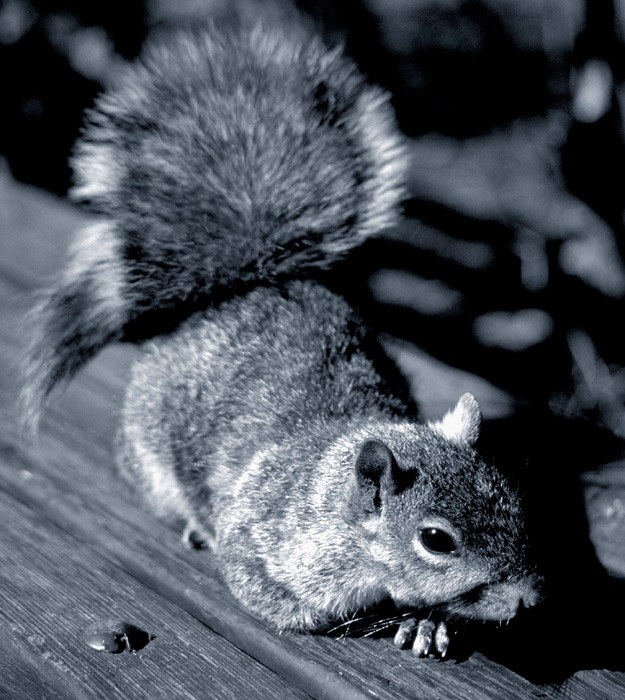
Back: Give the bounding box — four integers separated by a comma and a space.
3, 0, 625, 463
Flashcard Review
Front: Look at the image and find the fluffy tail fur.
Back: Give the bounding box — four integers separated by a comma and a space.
21, 21, 407, 430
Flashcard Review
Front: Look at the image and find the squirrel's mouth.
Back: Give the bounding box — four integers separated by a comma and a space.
442, 573, 545, 622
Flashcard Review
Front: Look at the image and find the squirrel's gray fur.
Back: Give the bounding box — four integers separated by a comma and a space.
23, 19, 543, 651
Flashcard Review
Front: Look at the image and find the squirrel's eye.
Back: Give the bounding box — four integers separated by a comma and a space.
419, 527, 457, 555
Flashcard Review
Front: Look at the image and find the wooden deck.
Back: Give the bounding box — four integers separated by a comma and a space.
2, 169, 625, 699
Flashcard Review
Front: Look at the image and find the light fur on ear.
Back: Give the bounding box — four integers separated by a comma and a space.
429, 393, 481, 446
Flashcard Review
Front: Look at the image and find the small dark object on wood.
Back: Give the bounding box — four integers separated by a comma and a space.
82, 619, 152, 654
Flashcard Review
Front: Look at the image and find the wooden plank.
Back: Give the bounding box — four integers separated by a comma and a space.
3, 171, 625, 699
0, 625, 79, 700
0, 170, 82, 285
0, 487, 312, 700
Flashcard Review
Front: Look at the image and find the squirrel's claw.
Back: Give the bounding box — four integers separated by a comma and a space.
393, 617, 417, 648
394, 618, 450, 659
432, 620, 450, 657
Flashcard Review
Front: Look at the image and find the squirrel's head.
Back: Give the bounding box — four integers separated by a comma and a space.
347, 394, 544, 623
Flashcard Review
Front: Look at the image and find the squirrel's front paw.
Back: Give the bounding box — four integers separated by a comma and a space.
393, 618, 450, 658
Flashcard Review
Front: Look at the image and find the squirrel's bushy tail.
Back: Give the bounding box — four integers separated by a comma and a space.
21, 22, 407, 431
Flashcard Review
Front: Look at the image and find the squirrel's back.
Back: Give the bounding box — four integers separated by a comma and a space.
21, 21, 407, 429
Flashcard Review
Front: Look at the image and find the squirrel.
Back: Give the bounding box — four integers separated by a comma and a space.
22, 18, 543, 657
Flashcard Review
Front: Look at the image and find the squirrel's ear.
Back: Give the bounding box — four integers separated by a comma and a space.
354, 439, 398, 512
429, 393, 481, 446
